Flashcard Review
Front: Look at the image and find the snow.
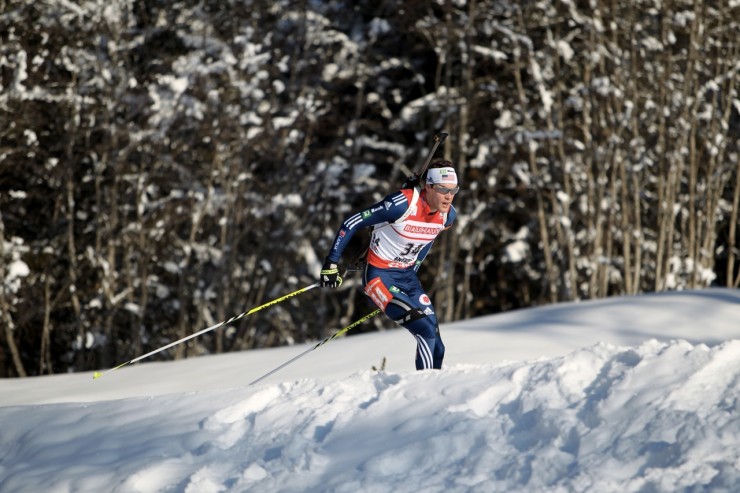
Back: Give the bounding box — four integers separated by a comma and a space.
1, 288, 740, 492
495, 109, 515, 128
5, 259, 30, 282
556, 40, 574, 62
471, 45, 508, 62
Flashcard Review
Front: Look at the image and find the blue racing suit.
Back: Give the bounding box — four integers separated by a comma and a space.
326, 188, 456, 370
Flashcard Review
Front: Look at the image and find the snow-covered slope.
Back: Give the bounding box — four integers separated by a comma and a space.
1, 289, 739, 492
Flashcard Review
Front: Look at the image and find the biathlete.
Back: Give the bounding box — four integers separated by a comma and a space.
319, 159, 459, 370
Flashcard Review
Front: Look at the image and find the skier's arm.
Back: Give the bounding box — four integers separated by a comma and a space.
413, 242, 434, 272
326, 190, 411, 264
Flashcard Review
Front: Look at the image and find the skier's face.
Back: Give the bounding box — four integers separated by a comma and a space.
426, 183, 458, 213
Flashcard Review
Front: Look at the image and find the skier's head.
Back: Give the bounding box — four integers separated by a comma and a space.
424, 159, 458, 187
423, 159, 458, 214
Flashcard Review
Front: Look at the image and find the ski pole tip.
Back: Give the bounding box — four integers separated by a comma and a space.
93, 371, 103, 380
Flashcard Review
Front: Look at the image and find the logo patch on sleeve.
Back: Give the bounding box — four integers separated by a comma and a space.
419, 294, 432, 305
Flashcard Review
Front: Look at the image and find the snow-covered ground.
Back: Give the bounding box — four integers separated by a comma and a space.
1, 288, 739, 492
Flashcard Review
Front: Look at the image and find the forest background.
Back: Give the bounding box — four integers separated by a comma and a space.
0, 0, 738, 377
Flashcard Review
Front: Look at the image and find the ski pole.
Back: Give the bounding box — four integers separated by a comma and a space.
248, 309, 382, 386
93, 282, 321, 380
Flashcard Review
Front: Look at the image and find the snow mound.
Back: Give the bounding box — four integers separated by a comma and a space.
2, 338, 740, 492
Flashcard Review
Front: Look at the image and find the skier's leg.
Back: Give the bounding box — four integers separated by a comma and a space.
407, 320, 445, 370
364, 279, 439, 369
432, 326, 445, 369
363, 268, 441, 370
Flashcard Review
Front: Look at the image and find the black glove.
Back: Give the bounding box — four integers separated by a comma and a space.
320, 259, 343, 288
401, 173, 420, 189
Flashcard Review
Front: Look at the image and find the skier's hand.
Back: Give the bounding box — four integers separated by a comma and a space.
402, 173, 420, 189
320, 259, 343, 288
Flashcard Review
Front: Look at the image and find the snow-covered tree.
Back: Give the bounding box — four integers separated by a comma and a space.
0, 0, 737, 376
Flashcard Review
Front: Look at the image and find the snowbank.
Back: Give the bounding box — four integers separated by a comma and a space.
1, 289, 740, 492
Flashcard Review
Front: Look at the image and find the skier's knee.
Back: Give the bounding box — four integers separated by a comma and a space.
392, 305, 438, 337
395, 306, 427, 325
